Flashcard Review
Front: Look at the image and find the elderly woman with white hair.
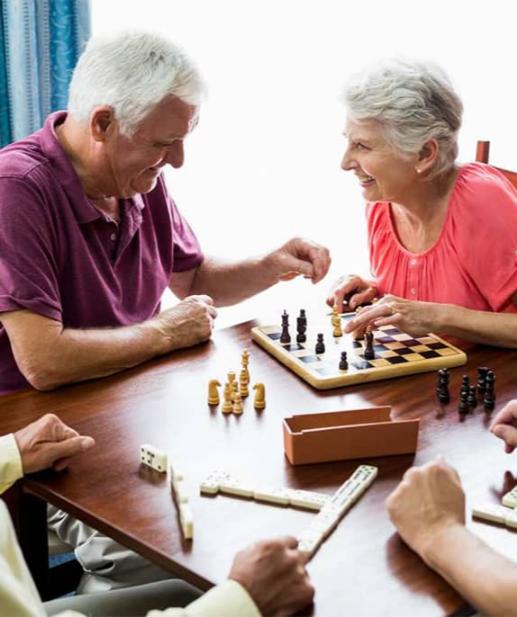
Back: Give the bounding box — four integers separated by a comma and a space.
327, 59, 517, 347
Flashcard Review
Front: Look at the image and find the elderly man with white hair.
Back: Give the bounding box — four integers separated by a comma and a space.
0, 31, 329, 593
327, 59, 517, 347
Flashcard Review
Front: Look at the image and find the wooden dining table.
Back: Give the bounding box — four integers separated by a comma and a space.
2, 317, 517, 616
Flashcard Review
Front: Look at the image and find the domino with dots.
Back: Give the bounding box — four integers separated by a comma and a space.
140, 444, 168, 472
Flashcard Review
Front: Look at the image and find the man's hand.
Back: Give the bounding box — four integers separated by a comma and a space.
343, 294, 445, 337
326, 274, 377, 312
490, 400, 517, 453
155, 295, 217, 352
229, 536, 314, 616
14, 414, 95, 474
386, 459, 465, 562
267, 237, 330, 285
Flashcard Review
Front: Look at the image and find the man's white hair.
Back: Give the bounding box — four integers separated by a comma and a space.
68, 31, 205, 135
343, 59, 463, 178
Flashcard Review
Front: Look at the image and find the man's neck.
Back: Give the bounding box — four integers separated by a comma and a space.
56, 117, 114, 200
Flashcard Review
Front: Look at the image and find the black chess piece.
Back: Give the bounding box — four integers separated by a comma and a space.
436, 370, 450, 404
280, 310, 291, 344
339, 351, 348, 371
467, 385, 477, 409
296, 316, 306, 343
483, 370, 496, 412
477, 366, 489, 396
298, 309, 307, 328
438, 368, 450, 385
315, 333, 325, 354
363, 330, 375, 360
458, 389, 469, 415
461, 375, 470, 395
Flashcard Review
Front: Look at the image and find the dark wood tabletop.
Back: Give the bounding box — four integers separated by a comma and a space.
2, 318, 517, 616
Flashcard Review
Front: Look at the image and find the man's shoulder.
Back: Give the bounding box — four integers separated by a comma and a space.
0, 136, 51, 182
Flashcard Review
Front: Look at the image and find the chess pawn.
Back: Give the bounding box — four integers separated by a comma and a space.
232, 392, 244, 415
477, 366, 489, 395
222, 383, 233, 414
458, 389, 469, 415
253, 383, 266, 410
331, 306, 343, 338
207, 379, 221, 406
339, 351, 348, 371
461, 375, 470, 395
467, 385, 477, 409
227, 371, 236, 385
239, 369, 249, 398
315, 333, 325, 354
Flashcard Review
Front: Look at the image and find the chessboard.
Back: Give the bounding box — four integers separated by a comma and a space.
251, 311, 467, 390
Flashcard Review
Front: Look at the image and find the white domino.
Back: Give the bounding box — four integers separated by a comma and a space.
287, 490, 330, 511
254, 487, 290, 505
472, 503, 517, 529
297, 465, 378, 559
172, 478, 189, 503
472, 503, 509, 524
219, 477, 255, 498
179, 503, 194, 539
140, 444, 168, 473
199, 471, 230, 495
502, 486, 517, 508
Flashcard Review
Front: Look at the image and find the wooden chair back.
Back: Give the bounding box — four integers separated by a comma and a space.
475, 140, 517, 188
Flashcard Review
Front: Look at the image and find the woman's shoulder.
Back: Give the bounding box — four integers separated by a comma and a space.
454, 162, 517, 205
450, 163, 517, 248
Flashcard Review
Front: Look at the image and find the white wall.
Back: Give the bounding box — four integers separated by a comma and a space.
92, 0, 517, 327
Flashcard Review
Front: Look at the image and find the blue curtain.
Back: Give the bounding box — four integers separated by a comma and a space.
0, 0, 90, 147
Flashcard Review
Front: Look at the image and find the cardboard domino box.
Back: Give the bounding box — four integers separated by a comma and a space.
283, 407, 419, 465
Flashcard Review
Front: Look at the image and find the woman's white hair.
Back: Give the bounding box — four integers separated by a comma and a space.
343, 59, 463, 178
68, 31, 205, 135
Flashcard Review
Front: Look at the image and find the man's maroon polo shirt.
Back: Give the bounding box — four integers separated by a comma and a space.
0, 112, 203, 395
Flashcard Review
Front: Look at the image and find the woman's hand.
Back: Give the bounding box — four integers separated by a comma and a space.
326, 274, 377, 312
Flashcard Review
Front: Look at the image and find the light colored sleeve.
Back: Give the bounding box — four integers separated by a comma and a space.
147, 580, 261, 617
0, 500, 47, 617
0, 433, 23, 494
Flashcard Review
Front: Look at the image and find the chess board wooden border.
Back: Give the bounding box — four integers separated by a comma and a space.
251, 317, 467, 390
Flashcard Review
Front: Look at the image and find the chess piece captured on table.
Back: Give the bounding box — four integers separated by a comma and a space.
222, 382, 233, 414
436, 368, 450, 404
208, 379, 221, 405
483, 370, 496, 412
253, 383, 266, 410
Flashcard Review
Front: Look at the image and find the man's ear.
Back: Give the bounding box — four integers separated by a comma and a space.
89, 106, 116, 142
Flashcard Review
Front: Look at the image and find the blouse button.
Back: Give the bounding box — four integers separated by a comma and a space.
410, 258, 417, 266
410, 288, 417, 295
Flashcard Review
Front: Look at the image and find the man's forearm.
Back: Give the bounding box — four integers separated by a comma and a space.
438, 305, 517, 348
188, 256, 279, 306
16, 319, 167, 390
423, 524, 517, 616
